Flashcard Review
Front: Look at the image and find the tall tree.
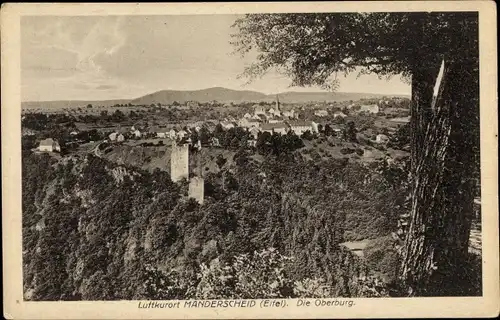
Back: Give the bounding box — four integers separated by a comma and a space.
232, 12, 479, 296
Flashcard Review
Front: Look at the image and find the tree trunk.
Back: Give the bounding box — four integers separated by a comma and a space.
410, 64, 441, 171
400, 56, 479, 296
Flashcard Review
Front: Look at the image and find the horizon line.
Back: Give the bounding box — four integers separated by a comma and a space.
21, 87, 411, 103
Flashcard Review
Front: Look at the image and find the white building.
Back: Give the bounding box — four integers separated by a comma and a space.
177, 129, 188, 139
268, 119, 283, 124
168, 129, 177, 139
261, 123, 288, 135
376, 134, 389, 143
117, 134, 125, 142
311, 121, 319, 134
359, 104, 380, 114
314, 110, 328, 117
109, 132, 118, 141
211, 137, 220, 147
133, 129, 142, 138
333, 111, 347, 118
282, 109, 295, 118
239, 117, 261, 128
288, 121, 313, 136
220, 121, 235, 130
38, 138, 61, 152
248, 126, 260, 140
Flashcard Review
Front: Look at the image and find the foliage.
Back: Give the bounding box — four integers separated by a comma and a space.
22, 148, 406, 300
387, 123, 410, 150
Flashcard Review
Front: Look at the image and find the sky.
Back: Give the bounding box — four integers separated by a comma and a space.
21, 15, 411, 102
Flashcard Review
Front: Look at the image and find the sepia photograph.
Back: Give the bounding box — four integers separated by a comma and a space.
2, 2, 499, 319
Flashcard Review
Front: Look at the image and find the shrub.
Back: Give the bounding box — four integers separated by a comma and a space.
340, 148, 355, 155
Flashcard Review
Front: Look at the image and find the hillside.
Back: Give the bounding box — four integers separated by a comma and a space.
22, 149, 411, 300
131, 88, 405, 105
131, 87, 268, 105
22, 87, 410, 110
276, 91, 402, 103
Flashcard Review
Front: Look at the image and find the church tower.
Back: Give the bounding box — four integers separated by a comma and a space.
275, 94, 281, 111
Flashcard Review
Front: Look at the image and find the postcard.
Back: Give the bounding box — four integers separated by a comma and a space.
2, 2, 498, 319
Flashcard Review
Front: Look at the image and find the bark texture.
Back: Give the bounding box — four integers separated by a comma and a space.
400, 56, 479, 296
410, 64, 441, 171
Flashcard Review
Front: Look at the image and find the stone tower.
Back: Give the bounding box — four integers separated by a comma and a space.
188, 146, 204, 205
170, 141, 189, 182
189, 176, 205, 205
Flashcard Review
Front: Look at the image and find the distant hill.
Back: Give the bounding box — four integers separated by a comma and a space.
21, 99, 131, 110
22, 87, 410, 110
132, 88, 406, 105
275, 91, 402, 103
131, 87, 268, 105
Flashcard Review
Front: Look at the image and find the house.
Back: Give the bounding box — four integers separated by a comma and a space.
22, 128, 36, 136
187, 121, 204, 133
243, 113, 252, 119
203, 121, 218, 132
376, 134, 389, 143
38, 138, 61, 152
288, 121, 313, 136
117, 134, 125, 142
256, 114, 268, 122
133, 129, 142, 138
268, 119, 283, 124
109, 132, 118, 141
359, 104, 380, 114
168, 129, 177, 139
248, 126, 260, 140
211, 137, 220, 147
389, 116, 410, 124
314, 110, 328, 117
70, 131, 79, 136
330, 125, 343, 136
177, 129, 188, 139
220, 121, 235, 130
311, 121, 319, 134
254, 104, 266, 116
251, 113, 261, 120
333, 111, 347, 118
282, 109, 295, 118
261, 123, 288, 135
238, 117, 261, 128
187, 101, 199, 108
247, 139, 257, 148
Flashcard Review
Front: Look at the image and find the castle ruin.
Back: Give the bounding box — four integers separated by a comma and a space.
170, 140, 205, 205
170, 141, 189, 182
188, 176, 205, 205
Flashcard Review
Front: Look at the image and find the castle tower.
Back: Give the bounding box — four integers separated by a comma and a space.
189, 176, 205, 205
171, 141, 189, 182
188, 147, 204, 204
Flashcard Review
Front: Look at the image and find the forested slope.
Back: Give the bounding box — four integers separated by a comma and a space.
22, 149, 408, 300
